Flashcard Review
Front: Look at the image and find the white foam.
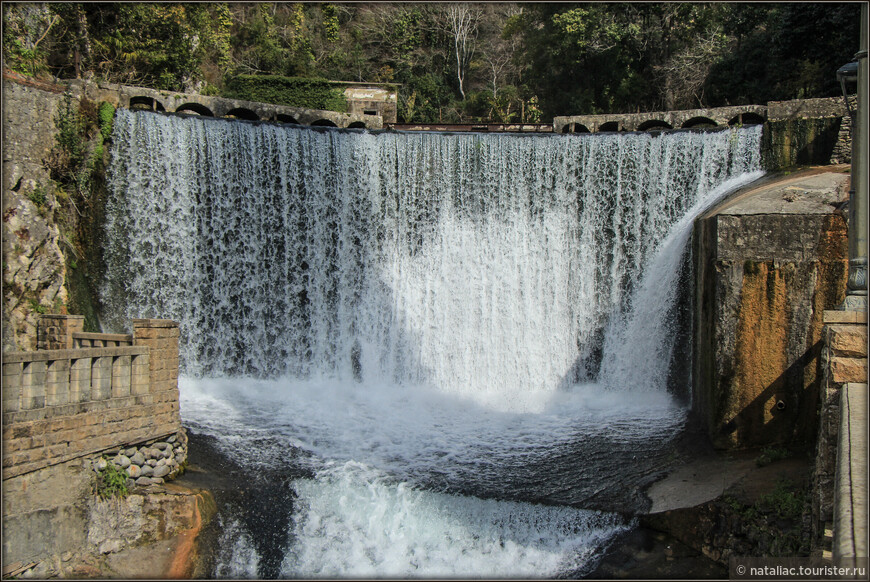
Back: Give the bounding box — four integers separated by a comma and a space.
282, 461, 630, 578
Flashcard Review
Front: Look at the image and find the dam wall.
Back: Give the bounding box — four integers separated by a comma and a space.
692, 169, 851, 451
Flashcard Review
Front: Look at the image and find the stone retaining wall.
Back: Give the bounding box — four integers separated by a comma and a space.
1, 316, 181, 480
89, 430, 188, 490
2, 315, 187, 569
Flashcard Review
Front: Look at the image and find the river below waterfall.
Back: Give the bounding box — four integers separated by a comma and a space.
103, 111, 763, 578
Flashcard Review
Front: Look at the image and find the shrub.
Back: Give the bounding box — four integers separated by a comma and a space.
96, 460, 129, 498
223, 74, 347, 111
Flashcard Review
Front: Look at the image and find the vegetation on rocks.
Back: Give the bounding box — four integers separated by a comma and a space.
2, 2, 861, 122
96, 460, 130, 499
44, 92, 113, 330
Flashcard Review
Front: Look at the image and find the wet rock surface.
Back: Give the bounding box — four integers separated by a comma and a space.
172, 429, 314, 579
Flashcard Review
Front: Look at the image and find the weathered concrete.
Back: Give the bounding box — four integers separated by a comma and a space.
812, 310, 867, 549
2, 465, 209, 579
1, 458, 92, 569
642, 455, 813, 565
645, 454, 757, 514
833, 383, 868, 567
2, 317, 181, 480
2, 316, 188, 571
692, 169, 851, 450
554, 104, 770, 133
337, 81, 398, 123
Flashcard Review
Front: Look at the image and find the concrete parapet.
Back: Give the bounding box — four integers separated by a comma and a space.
833, 383, 868, 566
813, 310, 868, 547
73, 332, 133, 348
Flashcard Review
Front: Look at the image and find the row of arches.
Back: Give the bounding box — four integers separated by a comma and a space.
560, 112, 766, 134
128, 96, 364, 128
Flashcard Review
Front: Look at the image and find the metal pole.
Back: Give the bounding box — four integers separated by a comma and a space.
845, 3, 868, 311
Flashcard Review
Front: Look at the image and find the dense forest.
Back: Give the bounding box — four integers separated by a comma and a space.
2, 2, 862, 122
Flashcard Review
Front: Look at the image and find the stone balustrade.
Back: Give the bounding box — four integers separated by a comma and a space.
2, 346, 150, 413
72, 332, 133, 348
1, 316, 182, 480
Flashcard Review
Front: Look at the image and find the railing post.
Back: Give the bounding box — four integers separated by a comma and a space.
37, 315, 84, 350
132, 319, 181, 426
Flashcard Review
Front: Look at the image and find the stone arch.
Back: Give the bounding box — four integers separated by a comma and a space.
276, 114, 300, 124
347, 121, 367, 129
560, 122, 590, 134
175, 103, 214, 117
637, 119, 672, 132
728, 112, 766, 126
311, 119, 338, 127
129, 96, 166, 112
224, 107, 259, 121
598, 121, 620, 132
682, 116, 718, 129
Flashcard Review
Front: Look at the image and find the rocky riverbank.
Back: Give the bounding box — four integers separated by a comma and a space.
7, 482, 213, 579
588, 450, 818, 578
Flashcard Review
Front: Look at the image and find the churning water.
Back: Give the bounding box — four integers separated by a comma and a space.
103, 110, 762, 578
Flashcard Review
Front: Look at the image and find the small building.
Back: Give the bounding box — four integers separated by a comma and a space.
332, 81, 399, 124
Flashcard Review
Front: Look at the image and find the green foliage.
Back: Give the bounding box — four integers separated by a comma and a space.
98, 102, 115, 142
3, 3, 862, 122
757, 479, 805, 521
96, 460, 129, 499
322, 4, 340, 43
2, 4, 52, 77
27, 184, 47, 208
27, 299, 47, 315
48, 93, 87, 189
223, 74, 347, 111
4, 36, 49, 77
756, 446, 792, 467
705, 3, 860, 105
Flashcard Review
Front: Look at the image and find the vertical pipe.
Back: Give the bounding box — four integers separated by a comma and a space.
846, 4, 868, 308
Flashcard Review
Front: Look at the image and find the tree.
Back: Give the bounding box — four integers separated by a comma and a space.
442, 3, 482, 100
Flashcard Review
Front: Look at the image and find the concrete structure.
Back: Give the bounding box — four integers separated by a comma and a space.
1, 70, 382, 129
692, 169, 851, 451
833, 382, 867, 567
62, 76, 383, 129
553, 98, 846, 134
814, 310, 867, 551
336, 81, 399, 124
830, 7, 868, 566
387, 122, 554, 133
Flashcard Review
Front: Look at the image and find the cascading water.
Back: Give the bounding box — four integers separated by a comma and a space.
102, 109, 763, 578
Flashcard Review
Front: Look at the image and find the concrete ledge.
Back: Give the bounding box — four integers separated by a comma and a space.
834, 383, 868, 565
825, 310, 869, 324
3, 347, 148, 362
131, 319, 180, 329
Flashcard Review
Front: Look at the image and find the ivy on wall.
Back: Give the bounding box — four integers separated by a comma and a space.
223, 74, 347, 112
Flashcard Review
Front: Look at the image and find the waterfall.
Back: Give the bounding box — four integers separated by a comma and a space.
103, 111, 761, 404
102, 111, 763, 577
